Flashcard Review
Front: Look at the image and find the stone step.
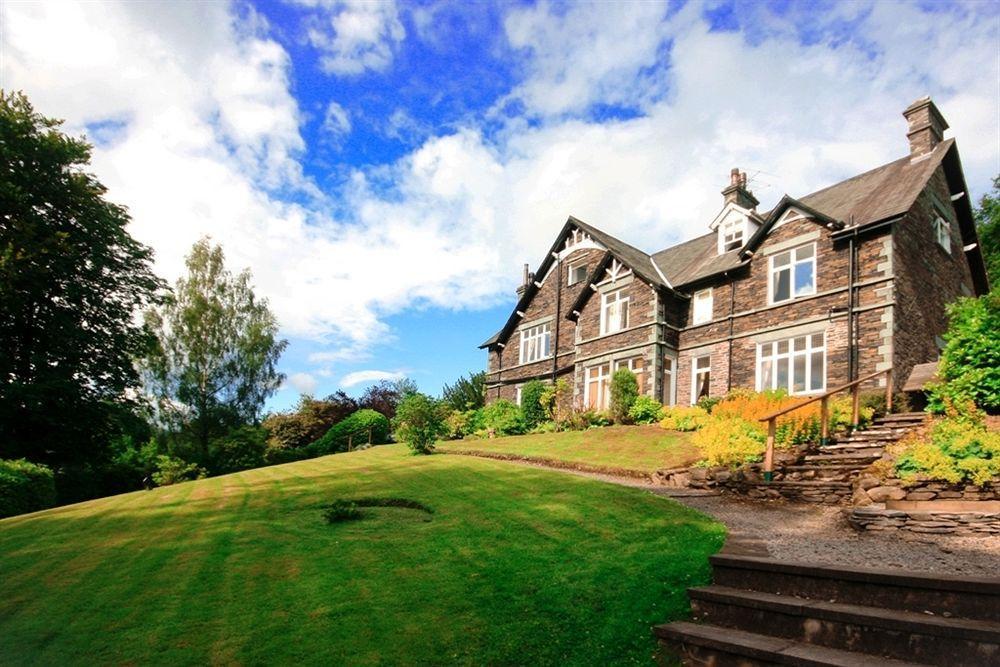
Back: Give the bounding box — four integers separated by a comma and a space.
709, 554, 1000, 622
688, 585, 1000, 666
654, 621, 929, 667
804, 452, 883, 465
820, 442, 887, 452
873, 414, 928, 424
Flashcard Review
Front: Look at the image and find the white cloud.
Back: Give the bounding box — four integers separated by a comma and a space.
340, 369, 406, 388
321, 101, 352, 140
286, 372, 319, 395
295, 0, 405, 75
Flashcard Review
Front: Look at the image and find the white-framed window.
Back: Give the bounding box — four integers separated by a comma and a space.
720, 217, 744, 252
692, 288, 713, 325
585, 363, 611, 410
514, 385, 522, 406
600, 289, 629, 335
568, 262, 588, 285
663, 357, 677, 406
691, 355, 711, 404
756, 332, 826, 395
519, 322, 551, 364
615, 357, 646, 395
770, 243, 816, 304
934, 216, 951, 254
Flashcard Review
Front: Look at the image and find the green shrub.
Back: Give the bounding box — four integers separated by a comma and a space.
628, 396, 663, 424
209, 426, 266, 474
0, 459, 56, 518
538, 379, 570, 421
323, 499, 362, 523
393, 393, 449, 454
609, 368, 639, 424
479, 399, 526, 436
308, 409, 391, 455
927, 291, 1000, 413
263, 445, 307, 465
696, 396, 722, 414
659, 406, 710, 432
895, 405, 1000, 485
151, 456, 206, 487
520, 380, 547, 429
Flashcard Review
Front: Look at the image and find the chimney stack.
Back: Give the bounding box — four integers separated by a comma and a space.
516, 263, 533, 297
721, 167, 759, 210
903, 96, 948, 158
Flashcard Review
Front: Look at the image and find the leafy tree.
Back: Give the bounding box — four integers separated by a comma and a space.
209, 426, 267, 474
143, 239, 287, 461
262, 392, 358, 451
928, 291, 1000, 413
0, 91, 163, 466
441, 372, 486, 411
307, 409, 390, 455
973, 175, 1000, 284
520, 380, 547, 429
359, 378, 417, 421
609, 368, 639, 424
393, 393, 448, 455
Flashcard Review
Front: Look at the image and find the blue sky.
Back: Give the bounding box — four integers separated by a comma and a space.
3, 0, 998, 411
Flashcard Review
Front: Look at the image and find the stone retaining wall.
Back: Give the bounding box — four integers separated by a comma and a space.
852, 475, 1000, 506
848, 506, 1000, 535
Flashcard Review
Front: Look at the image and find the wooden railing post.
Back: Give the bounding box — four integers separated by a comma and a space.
764, 419, 776, 483
820, 396, 830, 446
885, 368, 893, 414
851, 384, 860, 430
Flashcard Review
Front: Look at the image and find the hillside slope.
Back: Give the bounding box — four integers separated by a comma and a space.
0, 445, 724, 665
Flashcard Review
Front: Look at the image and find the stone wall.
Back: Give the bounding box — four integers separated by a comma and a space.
848, 507, 1000, 535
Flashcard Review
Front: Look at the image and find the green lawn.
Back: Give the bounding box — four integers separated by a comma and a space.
437, 425, 701, 474
0, 445, 724, 666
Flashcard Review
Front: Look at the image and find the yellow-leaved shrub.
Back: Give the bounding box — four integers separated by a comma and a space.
659, 405, 710, 432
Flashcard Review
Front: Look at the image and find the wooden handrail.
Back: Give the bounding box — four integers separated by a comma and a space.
760, 367, 892, 482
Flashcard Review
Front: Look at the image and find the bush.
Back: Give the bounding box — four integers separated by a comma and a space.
659, 406, 710, 432
895, 403, 1000, 485
308, 409, 391, 456
927, 291, 1000, 413
696, 396, 722, 414
151, 455, 206, 487
393, 393, 449, 454
323, 499, 362, 523
520, 380, 547, 429
0, 459, 56, 518
628, 396, 663, 424
693, 418, 767, 467
559, 409, 611, 431
609, 368, 639, 424
209, 426, 267, 474
538, 379, 570, 422
479, 399, 527, 436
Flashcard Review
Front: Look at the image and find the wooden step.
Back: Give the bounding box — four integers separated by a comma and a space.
709, 555, 1000, 622
654, 621, 929, 667
688, 585, 1000, 666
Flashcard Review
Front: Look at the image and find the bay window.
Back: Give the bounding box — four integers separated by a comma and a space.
519, 322, 551, 364
600, 289, 629, 335
770, 243, 816, 303
757, 332, 825, 394
692, 355, 711, 403
614, 357, 646, 395
585, 363, 611, 410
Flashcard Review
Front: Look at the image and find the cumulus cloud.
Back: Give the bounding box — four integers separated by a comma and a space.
340, 369, 406, 388
286, 372, 319, 395
295, 0, 405, 75
4, 0, 996, 375
321, 101, 352, 141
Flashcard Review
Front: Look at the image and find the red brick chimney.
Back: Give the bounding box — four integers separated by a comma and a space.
721, 167, 759, 210
903, 96, 948, 158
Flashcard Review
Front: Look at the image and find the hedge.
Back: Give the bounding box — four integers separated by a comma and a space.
0, 458, 57, 519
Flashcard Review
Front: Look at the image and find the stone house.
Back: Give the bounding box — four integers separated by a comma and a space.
480, 98, 990, 413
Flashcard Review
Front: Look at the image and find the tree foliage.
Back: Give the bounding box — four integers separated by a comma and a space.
358, 378, 417, 421
393, 393, 448, 455
441, 372, 486, 411
262, 392, 358, 451
0, 91, 163, 466
143, 238, 286, 460
308, 409, 390, 455
520, 380, 547, 429
928, 291, 1000, 413
973, 175, 1000, 285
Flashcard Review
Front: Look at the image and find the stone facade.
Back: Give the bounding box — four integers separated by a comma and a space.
483, 99, 987, 412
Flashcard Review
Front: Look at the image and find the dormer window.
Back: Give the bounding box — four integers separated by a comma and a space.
721, 217, 744, 252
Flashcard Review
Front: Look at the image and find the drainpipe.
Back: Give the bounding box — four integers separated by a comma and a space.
552, 254, 561, 381
846, 215, 858, 383
727, 273, 735, 392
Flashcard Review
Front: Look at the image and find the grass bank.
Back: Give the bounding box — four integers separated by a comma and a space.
0, 445, 723, 665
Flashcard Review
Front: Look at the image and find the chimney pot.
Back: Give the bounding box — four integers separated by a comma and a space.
730, 167, 740, 186
721, 167, 759, 210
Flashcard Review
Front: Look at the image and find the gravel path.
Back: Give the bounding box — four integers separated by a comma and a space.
460, 454, 999, 578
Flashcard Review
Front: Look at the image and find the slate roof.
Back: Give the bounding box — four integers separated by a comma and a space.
482, 138, 986, 349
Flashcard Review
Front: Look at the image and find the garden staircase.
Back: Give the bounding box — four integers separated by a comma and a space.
655, 554, 1000, 666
